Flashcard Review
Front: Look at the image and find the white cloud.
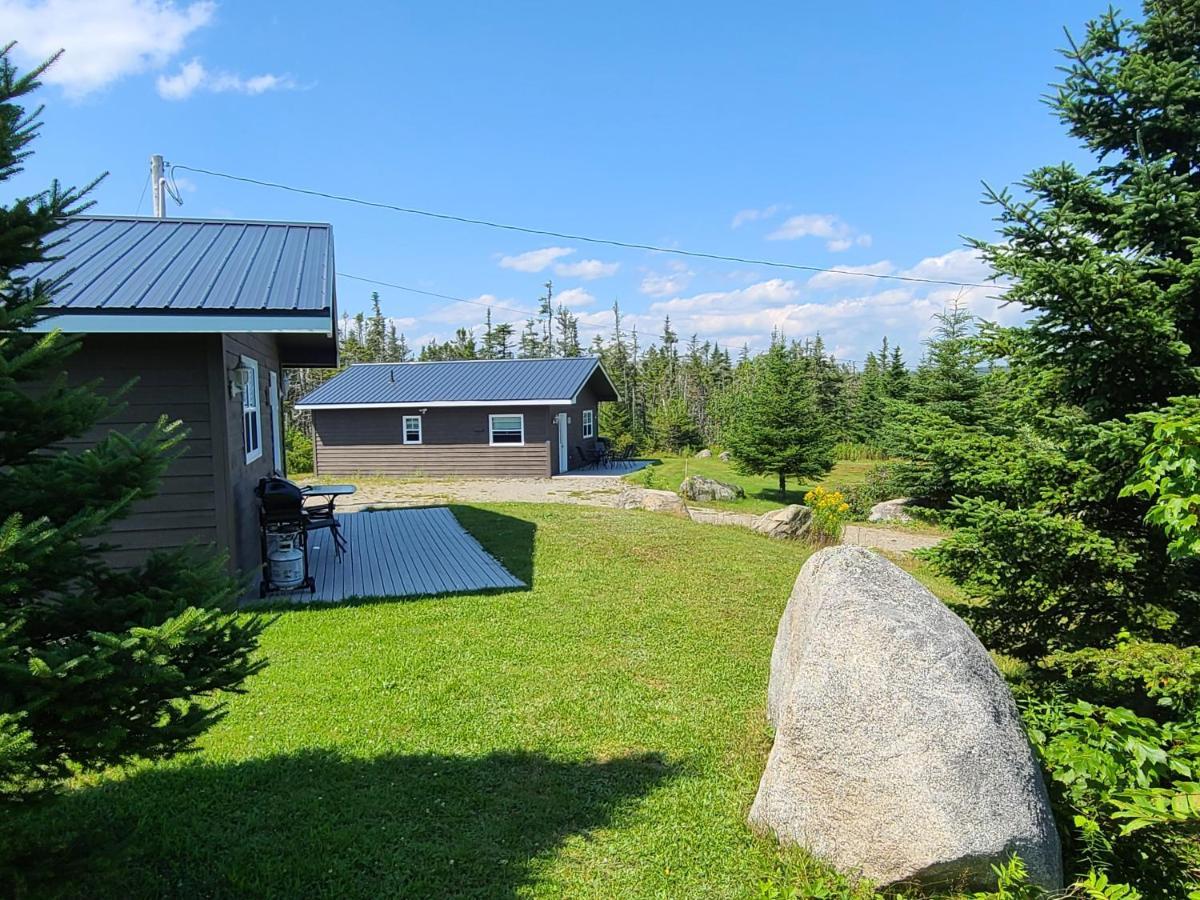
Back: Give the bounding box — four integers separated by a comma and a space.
555, 286, 597, 308
553, 258, 618, 280
156, 57, 297, 99
649, 278, 801, 314
767, 213, 872, 252
2, 0, 214, 97
731, 204, 783, 228
807, 260, 895, 290
498, 246, 574, 273
639, 261, 693, 297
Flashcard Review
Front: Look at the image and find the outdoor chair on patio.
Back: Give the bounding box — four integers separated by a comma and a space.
576, 444, 609, 469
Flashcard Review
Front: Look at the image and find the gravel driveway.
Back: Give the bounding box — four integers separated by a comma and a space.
334, 472, 941, 553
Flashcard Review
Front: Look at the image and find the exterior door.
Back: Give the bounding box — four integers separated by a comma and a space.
557, 412, 569, 473
269, 369, 284, 473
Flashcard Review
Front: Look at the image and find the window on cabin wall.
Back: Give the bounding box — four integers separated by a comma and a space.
582, 408, 594, 439
403, 415, 422, 444
489, 414, 524, 445
242, 355, 262, 463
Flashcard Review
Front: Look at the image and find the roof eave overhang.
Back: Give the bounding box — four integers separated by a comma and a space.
296, 398, 579, 411
29, 309, 336, 335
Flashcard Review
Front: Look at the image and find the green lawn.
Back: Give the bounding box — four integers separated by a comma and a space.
2, 503, 894, 899
626, 455, 876, 513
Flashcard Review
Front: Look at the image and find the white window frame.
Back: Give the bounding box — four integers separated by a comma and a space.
489, 413, 525, 446
402, 414, 423, 445
582, 408, 595, 439
241, 355, 262, 463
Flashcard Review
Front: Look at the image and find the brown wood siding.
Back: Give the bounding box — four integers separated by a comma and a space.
553, 382, 602, 474
314, 406, 552, 477
62, 334, 220, 569
219, 333, 284, 574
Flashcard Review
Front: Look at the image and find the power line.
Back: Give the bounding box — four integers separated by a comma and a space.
337, 272, 612, 337
172, 162, 1000, 290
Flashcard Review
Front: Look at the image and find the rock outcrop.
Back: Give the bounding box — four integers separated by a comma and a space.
694, 448, 713, 458
750, 546, 1062, 891
868, 498, 914, 523
750, 504, 812, 540
615, 488, 690, 519
680, 475, 745, 502
718, 451, 731, 462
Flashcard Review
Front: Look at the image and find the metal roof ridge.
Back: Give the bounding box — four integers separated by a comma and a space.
344, 356, 601, 366
62, 214, 334, 228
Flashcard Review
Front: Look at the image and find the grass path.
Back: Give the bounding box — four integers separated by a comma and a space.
2, 503, 893, 899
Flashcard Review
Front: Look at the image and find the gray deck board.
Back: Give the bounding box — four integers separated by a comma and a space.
260, 507, 523, 603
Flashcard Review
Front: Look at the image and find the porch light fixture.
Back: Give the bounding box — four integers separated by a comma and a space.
229, 359, 253, 398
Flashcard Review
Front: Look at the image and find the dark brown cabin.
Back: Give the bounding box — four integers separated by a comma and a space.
29, 215, 338, 574
296, 358, 620, 478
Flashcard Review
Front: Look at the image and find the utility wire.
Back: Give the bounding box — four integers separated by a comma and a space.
135, 172, 150, 215
173, 163, 1000, 290
337, 272, 612, 337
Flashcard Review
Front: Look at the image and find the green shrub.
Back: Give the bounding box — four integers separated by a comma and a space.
1022, 697, 1200, 895
841, 463, 904, 518
285, 427, 314, 474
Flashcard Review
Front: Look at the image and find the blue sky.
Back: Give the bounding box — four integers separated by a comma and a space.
5, 0, 1105, 363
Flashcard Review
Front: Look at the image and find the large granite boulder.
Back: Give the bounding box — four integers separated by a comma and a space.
751, 504, 812, 540
680, 475, 745, 502
868, 497, 914, 523
750, 546, 1062, 891
615, 488, 689, 519
695, 448, 713, 459
718, 451, 731, 462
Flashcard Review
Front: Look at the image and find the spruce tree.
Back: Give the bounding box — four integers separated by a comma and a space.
0, 47, 264, 797
722, 338, 834, 497
915, 4, 1200, 889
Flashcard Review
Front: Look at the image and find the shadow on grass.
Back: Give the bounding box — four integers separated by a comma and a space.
2, 748, 677, 899
448, 504, 536, 588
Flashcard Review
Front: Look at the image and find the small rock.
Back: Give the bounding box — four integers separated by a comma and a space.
718, 451, 731, 462
615, 488, 689, 519
680, 475, 745, 502
750, 546, 1062, 891
868, 498, 914, 523
694, 448, 713, 459
751, 504, 813, 540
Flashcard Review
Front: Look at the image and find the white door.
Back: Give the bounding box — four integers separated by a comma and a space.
557, 412, 569, 473
269, 370, 284, 473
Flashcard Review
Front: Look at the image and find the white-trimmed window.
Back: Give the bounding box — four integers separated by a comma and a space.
403, 414, 423, 444
241, 355, 262, 463
582, 408, 595, 439
489, 413, 524, 445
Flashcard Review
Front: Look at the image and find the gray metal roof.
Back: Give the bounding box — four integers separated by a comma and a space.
25, 216, 334, 315
296, 357, 619, 408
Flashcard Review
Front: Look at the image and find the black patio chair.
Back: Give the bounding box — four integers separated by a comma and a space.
576, 444, 607, 469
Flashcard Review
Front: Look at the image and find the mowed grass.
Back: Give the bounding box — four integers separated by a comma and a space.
1, 503, 888, 899
627, 455, 877, 513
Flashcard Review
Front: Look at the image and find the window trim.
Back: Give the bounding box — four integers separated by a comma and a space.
488, 413, 525, 446
241, 355, 262, 464
402, 414, 423, 445
582, 408, 595, 439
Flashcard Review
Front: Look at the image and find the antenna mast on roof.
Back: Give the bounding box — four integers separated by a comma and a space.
151, 154, 165, 217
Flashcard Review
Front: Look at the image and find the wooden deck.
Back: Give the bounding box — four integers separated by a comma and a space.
259, 507, 524, 603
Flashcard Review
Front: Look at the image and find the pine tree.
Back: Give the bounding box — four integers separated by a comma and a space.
722, 338, 834, 497
364, 292, 386, 362
0, 47, 264, 796
554, 304, 580, 357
